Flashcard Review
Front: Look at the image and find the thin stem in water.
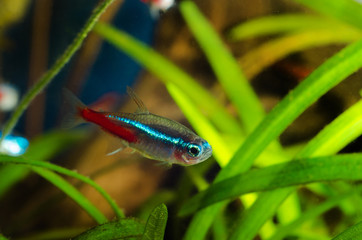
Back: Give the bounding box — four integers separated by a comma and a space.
1, 0, 117, 141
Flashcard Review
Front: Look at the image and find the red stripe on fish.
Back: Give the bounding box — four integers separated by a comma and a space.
80, 107, 137, 143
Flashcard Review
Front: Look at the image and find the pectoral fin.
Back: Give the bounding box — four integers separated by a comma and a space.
155, 161, 172, 169
101, 131, 128, 156
106, 146, 124, 156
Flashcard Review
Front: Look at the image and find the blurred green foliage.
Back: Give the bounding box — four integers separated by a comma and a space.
96, 0, 362, 239
1, 0, 362, 239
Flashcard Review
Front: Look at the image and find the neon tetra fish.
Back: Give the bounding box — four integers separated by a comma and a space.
64, 87, 212, 166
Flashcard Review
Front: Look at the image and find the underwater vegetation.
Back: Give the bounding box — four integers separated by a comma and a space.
0, 0, 362, 239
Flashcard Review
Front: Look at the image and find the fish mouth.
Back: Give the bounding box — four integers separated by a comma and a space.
199, 146, 213, 162
200, 141, 212, 160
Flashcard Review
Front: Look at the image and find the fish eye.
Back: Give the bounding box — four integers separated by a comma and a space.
187, 144, 201, 157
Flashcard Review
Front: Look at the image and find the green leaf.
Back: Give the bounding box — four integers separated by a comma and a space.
332, 221, 362, 240
32, 167, 108, 224
231, 189, 291, 240
180, 1, 265, 132
269, 186, 362, 240
0, 156, 124, 218
211, 211, 228, 240
239, 27, 361, 79
298, 99, 362, 157
228, 14, 335, 40
137, 191, 174, 222
180, 154, 362, 216
0, 233, 8, 240
142, 204, 168, 240
229, 97, 362, 240
0, 130, 85, 198
294, 0, 362, 30
184, 32, 362, 240
217, 36, 362, 182
0, 165, 28, 197
73, 218, 145, 240
94, 22, 243, 136
23, 130, 86, 160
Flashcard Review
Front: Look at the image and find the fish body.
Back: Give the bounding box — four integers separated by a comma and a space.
65, 88, 212, 166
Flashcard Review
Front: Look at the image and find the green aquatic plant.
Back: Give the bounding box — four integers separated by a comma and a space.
0, 0, 169, 239
1, 0, 362, 239
95, 0, 362, 239
73, 204, 167, 240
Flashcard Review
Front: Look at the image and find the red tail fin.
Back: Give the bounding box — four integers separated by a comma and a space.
61, 89, 87, 128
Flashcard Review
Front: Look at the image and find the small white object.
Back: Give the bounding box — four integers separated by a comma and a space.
144, 0, 175, 19
0, 84, 19, 111
154, 0, 174, 11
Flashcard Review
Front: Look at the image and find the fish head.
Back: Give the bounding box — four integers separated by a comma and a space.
175, 138, 212, 166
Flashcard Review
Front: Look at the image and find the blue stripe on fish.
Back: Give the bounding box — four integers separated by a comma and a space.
107, 114, 186, 146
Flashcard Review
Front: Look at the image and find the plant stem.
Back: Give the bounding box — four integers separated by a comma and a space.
0, 0, 116, 142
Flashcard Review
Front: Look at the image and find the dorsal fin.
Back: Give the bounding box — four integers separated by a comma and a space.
126, 86, 149, 114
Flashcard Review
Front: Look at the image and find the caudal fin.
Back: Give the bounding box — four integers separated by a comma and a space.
61, 89, 87, 128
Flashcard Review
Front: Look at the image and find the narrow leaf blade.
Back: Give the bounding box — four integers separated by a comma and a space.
184, 38, 362, 240
180, 1, 265, 132
180, 154, 362, 215
0, 130, 85, 198
294, 0, 362, 30
142, 204, 168, 240
332, 221, 362, 240
94, 22, 243, 135
229, 14, 334, 40
32, 167, 108, 224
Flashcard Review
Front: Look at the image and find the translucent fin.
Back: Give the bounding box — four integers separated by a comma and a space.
128, 148, 136, 154
106, 146, 124, 156
155, 161, 172, 169
126, 86, 149, 114
61, 89, 87, 129
102, 132, 128, 156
